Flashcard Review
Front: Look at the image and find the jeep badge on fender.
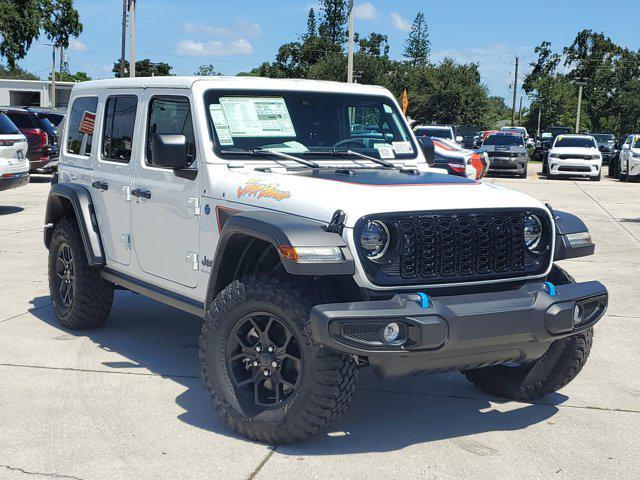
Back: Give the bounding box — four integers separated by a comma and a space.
44, 77, 607, 444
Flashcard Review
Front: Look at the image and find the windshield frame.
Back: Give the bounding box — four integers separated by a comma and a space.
204, 89, 418, 162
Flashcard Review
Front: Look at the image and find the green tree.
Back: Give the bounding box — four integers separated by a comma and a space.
0, 63, 39, 80
304, 8, 317, 40
318, 0, 349, 47
195, 64, 221, 76
112, 59, 173, 78
403, 12, 430, 66
48, 70, 90, 82
0, 0, 82, 69
356, 32, 389, 57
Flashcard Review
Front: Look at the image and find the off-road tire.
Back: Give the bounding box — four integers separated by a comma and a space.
462, 264, 593, 401
199, 273, 357, 444
48, 217, 114, 329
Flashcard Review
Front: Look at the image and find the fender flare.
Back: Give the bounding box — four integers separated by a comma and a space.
205, 210, 355, 304
44, 183, 105, 266
553, 210, 595, 260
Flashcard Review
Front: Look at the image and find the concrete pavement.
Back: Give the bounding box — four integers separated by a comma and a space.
0, 166, 638, 479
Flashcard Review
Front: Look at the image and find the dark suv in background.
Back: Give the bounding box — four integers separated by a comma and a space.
590, 133, 616, 165
534, 126, 572, 173
4, 108, 59, 173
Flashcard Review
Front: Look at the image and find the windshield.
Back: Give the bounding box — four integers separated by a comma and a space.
591, 134, 614, 142
205, 90, 417, 160
0, 113, 20, 135
414, 127, 452, 139
484, 134, 524, 146
554, 136, 596, 148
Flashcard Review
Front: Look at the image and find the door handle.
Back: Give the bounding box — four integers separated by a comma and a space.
92, 180, 109, 191
131, 188, 151, 200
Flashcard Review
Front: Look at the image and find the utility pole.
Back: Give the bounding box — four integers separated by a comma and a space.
120, 0, 127, 77
511, 55, 519, 125
518, 96, 523, 124
575, 81, 585, 133
128, 0, 136, 78
59, 47, 64, 77
537, 104, 542, 138
51, 45, 57, 108
347, 0, 354, 83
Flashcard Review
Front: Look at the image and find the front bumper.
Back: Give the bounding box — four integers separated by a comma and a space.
311, 280, 607, 377
487, 157, 528, 173
0, 172, 29, 192
548, 159, 601, 177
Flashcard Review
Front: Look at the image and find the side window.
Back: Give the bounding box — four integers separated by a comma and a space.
102, 95, 138, 163
146, 96, 196, 167
67, 97, 98, 156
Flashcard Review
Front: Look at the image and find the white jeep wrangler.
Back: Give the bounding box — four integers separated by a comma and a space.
45, 77, 607, 444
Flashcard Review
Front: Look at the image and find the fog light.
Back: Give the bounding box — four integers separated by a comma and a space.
573, 305, 582, 325
382, 322, 400, 342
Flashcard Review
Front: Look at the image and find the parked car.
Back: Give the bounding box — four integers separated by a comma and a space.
414, 124, 463, 145
24, 106, 66, 148
535, 126, 573, 168
456, 125, 481, 149
45, 76, 607, 444
4, 108, 59, 173
589, 133, 616, 165
547, 134, 602, 181
608, 135, 631, 178
618, 134, 640, 182
0, 111, 29, 192
416, 136, 489, 179
482, 132, 529, 178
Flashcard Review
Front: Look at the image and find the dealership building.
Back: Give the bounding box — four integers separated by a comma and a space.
0, 79, 76, 108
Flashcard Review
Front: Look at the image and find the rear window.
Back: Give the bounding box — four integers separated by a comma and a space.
5, 111, 35, 129
67, 97, 98, 156
0, 113, 20, 134
36, 117, 56, 136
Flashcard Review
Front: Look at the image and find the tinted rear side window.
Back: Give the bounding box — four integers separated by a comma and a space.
102, 96, 138, 163
6, 111, 35, 129
67, 97, 98, 156
0, 113, 20, 134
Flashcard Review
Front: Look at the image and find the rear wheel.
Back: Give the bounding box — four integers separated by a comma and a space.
48, 217, 114, 329
199, 274, 357, 444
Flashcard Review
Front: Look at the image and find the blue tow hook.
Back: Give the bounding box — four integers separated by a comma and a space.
544, 281, 557, 297
416, 292, 431, 308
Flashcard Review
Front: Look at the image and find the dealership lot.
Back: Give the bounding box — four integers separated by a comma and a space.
0, 165, 639, 480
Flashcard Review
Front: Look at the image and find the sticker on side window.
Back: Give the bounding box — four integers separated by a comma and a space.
209, 104, 234, 146
374, 143, 395, 159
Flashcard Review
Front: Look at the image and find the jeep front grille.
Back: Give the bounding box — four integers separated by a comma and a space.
355, 209, 552, 287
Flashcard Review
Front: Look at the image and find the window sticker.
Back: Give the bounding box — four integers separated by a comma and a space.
392, 141, 413, 154
218, 97, 296, 138
374, 143, 395, 159
209, 104, 234, 145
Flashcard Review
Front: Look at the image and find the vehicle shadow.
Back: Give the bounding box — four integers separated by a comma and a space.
0, 206, 24, 215
30, 292, 566, 454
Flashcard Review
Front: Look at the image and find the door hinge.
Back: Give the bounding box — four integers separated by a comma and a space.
120, 234, 131, 250
186, 252, 199, 271
188, 198, 201, 216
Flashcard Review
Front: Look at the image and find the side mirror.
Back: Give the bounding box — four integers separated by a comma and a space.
151, 134, 189, 169
456, 135, 463, 143
417, 136, 435, 166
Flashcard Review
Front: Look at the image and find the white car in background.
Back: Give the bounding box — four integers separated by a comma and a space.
547, 134, 602, 181
618, 134, 640, 182
414, 124, 463, 145
0, 111, 29, 192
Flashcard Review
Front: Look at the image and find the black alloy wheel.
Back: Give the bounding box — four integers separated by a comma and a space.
54, 243, 75, 311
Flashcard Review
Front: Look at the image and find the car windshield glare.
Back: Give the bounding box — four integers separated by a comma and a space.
554, 137, 596, 148
205, 90, 417, 160
484, 135, 523, 146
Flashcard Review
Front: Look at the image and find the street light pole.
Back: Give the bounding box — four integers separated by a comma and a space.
575, 83, 584, 133
120, 0, 127, 77
51, 45, 56, 108
511, 55, 519, 125
347, 1, 354, 83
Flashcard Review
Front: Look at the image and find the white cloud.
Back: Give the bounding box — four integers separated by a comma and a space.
354, 2, 377, 20
183, 20, 262, 37
176, 38, 253, 57
390, 12, 411, 32
68, 39, 87, 52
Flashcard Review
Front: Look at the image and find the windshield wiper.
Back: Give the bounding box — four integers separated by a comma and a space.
220, 148, 320, 169
303, 149, 395, 168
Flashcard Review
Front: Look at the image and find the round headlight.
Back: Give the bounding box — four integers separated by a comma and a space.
360, 220, 390, 260
524, 214, 543, 252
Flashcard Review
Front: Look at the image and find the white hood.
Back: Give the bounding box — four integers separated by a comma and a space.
219, 167, 547, 228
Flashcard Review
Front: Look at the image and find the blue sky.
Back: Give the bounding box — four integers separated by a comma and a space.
15, 0, 640, 104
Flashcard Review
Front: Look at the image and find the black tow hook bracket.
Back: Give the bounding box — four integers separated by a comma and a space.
327, 209, 346, 234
